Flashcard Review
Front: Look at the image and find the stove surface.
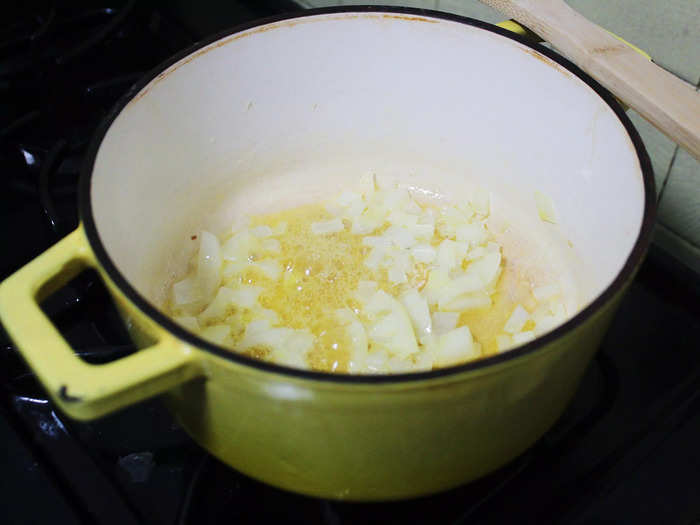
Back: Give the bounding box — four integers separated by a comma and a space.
2, 3, 699, 524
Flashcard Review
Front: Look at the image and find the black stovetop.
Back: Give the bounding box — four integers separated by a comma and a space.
2, 3, 700, 524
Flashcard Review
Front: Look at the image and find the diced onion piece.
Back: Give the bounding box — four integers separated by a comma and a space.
472, 187, 490, 216
222, 230, 258, 262
400, 289, 432, 339
512, 331, 536, 345
253, 259, 283, 280
198, 287, 238, 322
467, 251, 502, 288
351, 214, 383, 235
411, 351, 434, 372
311, 217, 344, 235
456, 222, 488, 246
496, 334, 513, 352
534, 190, 557, 224
384, 225, 417, 249
362, 235, 390, 248
363, 290, 419, 358
441, 292, 491, 312
174, 315, 199, 332
262, 238, 281, 253
251, 225, 273, 238
270, 331, 314, 370
199, 324, 231, 345
387, 266, 408, 284
364, 246, 387, 270
172, 276, 201, 305
337, 309, 369, 374
404, 198, 423, 215
383, 188, 410, 210
388, 210, 418, 228
436, 239, 467, 273
423, 268, 451, 306
431, 312, 459, 335
230, 285, 263, 308
222, 259, 249, 279
435, 273, 484, 309
411, 244, 436, 264
337, 191, 366, 217
432, 326, 480, 367
365, 350, 389, 374
504, 305, 530, 334
387, 356, 414, 373
198, 231, 222, 300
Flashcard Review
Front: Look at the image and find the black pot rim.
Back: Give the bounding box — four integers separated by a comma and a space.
78, 5, 656, 384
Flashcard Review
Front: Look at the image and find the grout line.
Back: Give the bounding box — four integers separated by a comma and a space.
656, 221, 700, 253
657, 145, 679, 203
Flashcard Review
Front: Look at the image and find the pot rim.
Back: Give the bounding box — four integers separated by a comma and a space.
79, 5, 656, 384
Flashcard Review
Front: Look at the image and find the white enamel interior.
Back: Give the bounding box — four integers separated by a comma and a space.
90, 12, 645, 314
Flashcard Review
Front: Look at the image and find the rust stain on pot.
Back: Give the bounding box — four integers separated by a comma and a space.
128, 13, 436, 106
521, 48, 571, 78
381, 14, 438, 23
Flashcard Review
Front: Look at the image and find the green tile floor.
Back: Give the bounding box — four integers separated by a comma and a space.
299, 0, 700, 273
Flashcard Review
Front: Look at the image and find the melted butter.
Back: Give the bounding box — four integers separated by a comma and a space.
215, 202, 534, 371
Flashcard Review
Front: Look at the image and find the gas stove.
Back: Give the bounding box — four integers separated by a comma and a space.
2, 3, 700, 524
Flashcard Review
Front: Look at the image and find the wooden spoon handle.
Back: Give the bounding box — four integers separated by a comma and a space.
480, 0, 700, 160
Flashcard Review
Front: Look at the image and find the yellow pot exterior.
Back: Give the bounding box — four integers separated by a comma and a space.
165, 292, 622, 500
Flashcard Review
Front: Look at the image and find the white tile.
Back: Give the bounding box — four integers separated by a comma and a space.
301, 0, 438, 7
654, 223, 700, 275
658, 148, 700, 251
343, 0, 437, 7
436, 0, 504, 24
567, 0, 700, 85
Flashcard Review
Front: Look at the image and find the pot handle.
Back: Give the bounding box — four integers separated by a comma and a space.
0, 227, 202, 420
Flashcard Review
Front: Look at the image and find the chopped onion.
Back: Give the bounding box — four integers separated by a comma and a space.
411, 244, 436, 264
174, 315, 199, 332
172, 276, 201, 305
400, 289, 432, 338
423, 268, 451, 306
311, 217, 344, 235
511, 331, 536, 345
199, 324, 231, 345
534, 190, 557, 224
253, 259, 283, 280
504, 305, 530, 334
441, 292, 492, 312
363, 290, 419, 358
222, 230, 258, 262
198, 287, 238, 322
496, 334, 513, 352
456, 222, 488, 246
431, 312, 459, 335
431, 326, 480, 367
337, 308, 369, 374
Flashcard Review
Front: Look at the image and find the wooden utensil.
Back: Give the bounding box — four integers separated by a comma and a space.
480, 0, 700, 160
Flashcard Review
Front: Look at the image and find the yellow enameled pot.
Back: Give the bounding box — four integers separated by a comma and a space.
0, 7, 654, 500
